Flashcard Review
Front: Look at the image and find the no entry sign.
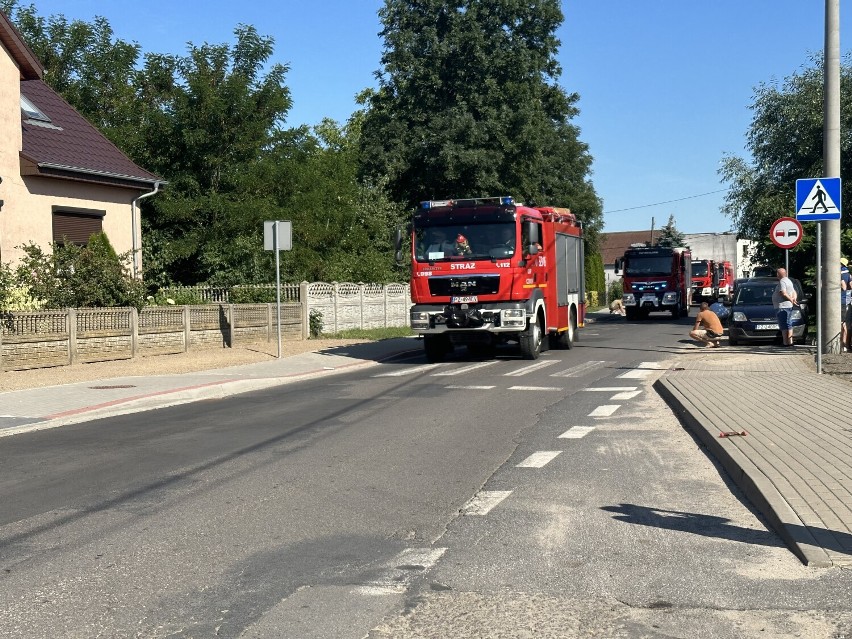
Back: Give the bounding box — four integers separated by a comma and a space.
770, 217, 803, 249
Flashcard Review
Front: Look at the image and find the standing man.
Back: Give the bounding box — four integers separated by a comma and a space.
842, 258, 851, 352
689, 302, 724, 348
772, 268, 798, 347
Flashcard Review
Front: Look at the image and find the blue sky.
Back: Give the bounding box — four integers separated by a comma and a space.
28, 1, 849, 234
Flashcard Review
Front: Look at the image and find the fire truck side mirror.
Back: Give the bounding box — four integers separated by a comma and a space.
614, 258, 623, 274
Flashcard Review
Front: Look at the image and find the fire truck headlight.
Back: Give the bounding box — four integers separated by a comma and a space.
702, 287, 712, 296
410, 312, 430, 330
662, 292, 677, 304
623, 293, 636, 306
501, 308, 526, 327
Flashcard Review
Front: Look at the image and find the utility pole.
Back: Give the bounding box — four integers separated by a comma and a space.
822, 0, 841, 354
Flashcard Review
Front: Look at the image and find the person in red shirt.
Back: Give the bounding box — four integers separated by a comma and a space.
690, 302, 724, 348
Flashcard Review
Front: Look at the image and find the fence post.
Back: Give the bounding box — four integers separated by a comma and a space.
68, 307, 77, 364
300, 281, 309, 339
383, 284, 389, 328
228, 304, 235, 348
332, 282, 339, 334
183, 305, 191, 352
130, 307, 138, 358
358, 283, 364, 330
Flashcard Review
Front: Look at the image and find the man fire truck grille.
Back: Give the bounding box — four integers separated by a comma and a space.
428, 275, 500, 296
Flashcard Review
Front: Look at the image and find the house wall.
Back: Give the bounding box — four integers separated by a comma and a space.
7, 177, 137, 264
0, 39, 22, 264
0, 42, 140, 267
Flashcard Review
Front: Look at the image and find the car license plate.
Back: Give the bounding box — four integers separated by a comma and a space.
451, 295, 478, 303
756, 323, 779, 330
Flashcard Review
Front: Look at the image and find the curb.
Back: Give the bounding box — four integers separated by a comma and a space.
653, 377, 833, 567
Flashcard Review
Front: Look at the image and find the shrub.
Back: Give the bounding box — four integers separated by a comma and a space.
15, 234, 146, 310
230, 285, 276, 304
309, 308, 324, 337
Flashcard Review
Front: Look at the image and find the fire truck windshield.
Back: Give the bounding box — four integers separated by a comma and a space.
414, 224, 516, 261
624, 256, 673, 276
692, 262, 709, 277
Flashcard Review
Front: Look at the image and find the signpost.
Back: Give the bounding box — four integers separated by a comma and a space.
795, 176, 842, 374
769, 216, 803, 272
264, 221, 293, 358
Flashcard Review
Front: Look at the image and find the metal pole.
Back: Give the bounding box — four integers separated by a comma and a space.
822, 0, 841, 354
817, 224, 823, 373
274, 221, 282, 359
785, 249, 789, 273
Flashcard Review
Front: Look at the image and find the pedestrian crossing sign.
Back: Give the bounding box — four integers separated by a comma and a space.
796, 177, 841, 221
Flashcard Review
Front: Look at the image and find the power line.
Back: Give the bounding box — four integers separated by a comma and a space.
604, 188, 730, 214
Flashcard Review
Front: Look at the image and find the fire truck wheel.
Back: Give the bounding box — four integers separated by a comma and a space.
551, 308, 576, 349
423, 335, 449, 362
625, 307, 640, 321
519, 314, 543, 360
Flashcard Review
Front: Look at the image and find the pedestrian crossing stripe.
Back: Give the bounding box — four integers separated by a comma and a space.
796, 177, 841, 221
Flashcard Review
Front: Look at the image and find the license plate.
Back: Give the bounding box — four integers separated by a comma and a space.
451, 295, 478, 303
756, 323, 779, 330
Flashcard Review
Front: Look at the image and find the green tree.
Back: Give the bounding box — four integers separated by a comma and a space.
358, 0, 603, 251
719, 55, 852, 269
655, 214, 686, 248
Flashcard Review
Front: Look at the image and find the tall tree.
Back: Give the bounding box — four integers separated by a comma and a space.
719, 55, 852, 268
655, 214, 686, 248
358, 0, 602, 250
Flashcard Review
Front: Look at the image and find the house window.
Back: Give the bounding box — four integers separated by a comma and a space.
52, 207, 105, 246
21, 95, 51, 123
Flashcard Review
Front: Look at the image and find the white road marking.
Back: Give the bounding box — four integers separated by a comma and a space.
611, 390, 642, 400
462, 490, 512, 515
551, 360, 609, 377
508, 385, 563, 392
432, 361, 499, 376
354, 547, 447, 595
581, 387, 638, 392
504, 360, 558, 376
589, 405, 620, 417
617, 361, 664, 379
374, 364, 444, 377
516, 451, 562, 468
444, 385, 496, 390
559, 426, 596, 439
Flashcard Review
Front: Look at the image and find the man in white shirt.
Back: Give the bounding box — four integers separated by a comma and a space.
772, 268, 798, 347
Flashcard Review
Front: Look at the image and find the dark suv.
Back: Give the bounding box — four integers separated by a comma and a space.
728, 277, 809, 345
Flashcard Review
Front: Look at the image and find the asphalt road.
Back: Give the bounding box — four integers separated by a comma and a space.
2, 311, 851, 638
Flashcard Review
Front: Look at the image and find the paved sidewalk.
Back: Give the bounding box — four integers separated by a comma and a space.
656, 346, 852, 567
0, 337, 422, 436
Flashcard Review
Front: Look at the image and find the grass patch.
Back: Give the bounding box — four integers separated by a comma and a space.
318, 326, 415, 340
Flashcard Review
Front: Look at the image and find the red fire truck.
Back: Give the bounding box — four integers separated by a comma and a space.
715, 260, 734, 302
691, 259, 718, 304
615, 245, 692, 320
398, 196, 585, 361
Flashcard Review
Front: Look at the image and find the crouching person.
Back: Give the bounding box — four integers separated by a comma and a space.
690, 302, 724, 348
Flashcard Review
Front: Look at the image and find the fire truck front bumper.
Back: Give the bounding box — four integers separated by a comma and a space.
623, 292, 679, 308
410, 302, 529, 333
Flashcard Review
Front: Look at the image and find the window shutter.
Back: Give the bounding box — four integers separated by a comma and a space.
52, 210, 104, 245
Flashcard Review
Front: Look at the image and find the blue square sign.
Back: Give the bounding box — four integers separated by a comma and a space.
796, 177, 841, 221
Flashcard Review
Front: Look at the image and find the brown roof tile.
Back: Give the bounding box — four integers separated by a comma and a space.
600, 230, 655, 265
20, 79, 161, 189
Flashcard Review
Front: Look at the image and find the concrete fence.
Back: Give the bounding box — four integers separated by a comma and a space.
0, 282, 411, 371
